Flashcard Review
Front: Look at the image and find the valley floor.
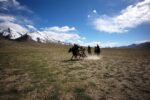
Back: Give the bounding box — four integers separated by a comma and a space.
0, 39, 150, 100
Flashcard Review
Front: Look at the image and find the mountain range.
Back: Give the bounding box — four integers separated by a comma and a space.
0, 27, 150, 48
118, 42, 150, 49
0, 27, 66, 44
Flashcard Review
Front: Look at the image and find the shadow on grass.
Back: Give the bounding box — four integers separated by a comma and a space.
74, 87, 92, 100
62, 59, 82, 63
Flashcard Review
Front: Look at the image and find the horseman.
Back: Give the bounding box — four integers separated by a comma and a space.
68, 44, 80, 59
68, 44, 86, 60
73, 44, 79, 53
94, 44, 101, 55
96, 44, 101, 55
87, 45, 91, 55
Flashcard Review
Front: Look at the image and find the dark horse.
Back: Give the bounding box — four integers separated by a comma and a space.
68, 47, 86, 60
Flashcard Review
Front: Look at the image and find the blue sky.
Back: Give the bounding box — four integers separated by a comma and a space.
0, 0, 150, 47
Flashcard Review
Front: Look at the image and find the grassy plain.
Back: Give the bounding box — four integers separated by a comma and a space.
0, 39, 150, 100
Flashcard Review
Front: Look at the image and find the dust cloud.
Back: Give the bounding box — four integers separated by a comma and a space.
85, 55, 101, 60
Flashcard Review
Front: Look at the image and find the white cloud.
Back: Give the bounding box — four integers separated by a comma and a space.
87, 15, 91, 18
0, 14, 28, 33
93, 0, 150, 33
0, 0, 7, 2
39, 26, 82, 43
26, 25, 37, 31
43, 26, 76, 33
34, 27, 119, 47
0, 0, 34, 25
81, 41, 119, 47
93, 10, 97, 14
0, 0, 32, 13
0, 21, 28, 33
0, 15, 16, 22
135, 40, 150, 44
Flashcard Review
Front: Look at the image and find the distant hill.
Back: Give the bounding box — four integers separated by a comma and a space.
118, 42, 150, 49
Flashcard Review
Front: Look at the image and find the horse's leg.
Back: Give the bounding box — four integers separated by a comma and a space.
75, 55, 78, 59
81, 54, 83, 59
71, 55, 74, 60
80, 54, 83, 59
78, 53, 81, 59
84, 53, 87, 57
82, 54, 84, 59
78, 55, 81, 59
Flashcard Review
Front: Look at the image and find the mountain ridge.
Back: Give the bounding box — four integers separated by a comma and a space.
0, 27, 150, 48
0, 27, 66, 44
117, 42, 150, 49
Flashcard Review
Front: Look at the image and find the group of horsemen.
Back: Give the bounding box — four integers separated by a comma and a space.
69, 44, 101, 59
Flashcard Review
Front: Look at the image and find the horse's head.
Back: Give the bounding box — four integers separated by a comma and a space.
68, 48, 72, 53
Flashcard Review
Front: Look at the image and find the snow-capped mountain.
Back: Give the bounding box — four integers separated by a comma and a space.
0, 27, 66, 44
29, 31, 58, 43
0, 28, 25, 39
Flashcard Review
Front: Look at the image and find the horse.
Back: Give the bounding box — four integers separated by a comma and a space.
68, 47, 86, 60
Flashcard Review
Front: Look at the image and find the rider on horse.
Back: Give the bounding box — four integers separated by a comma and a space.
68, 44, 86, 60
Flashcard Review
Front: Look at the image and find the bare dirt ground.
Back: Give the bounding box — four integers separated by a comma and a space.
0, 39, 150, 100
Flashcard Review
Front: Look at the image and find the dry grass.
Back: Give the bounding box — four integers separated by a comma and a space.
0, 39, 150, 100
